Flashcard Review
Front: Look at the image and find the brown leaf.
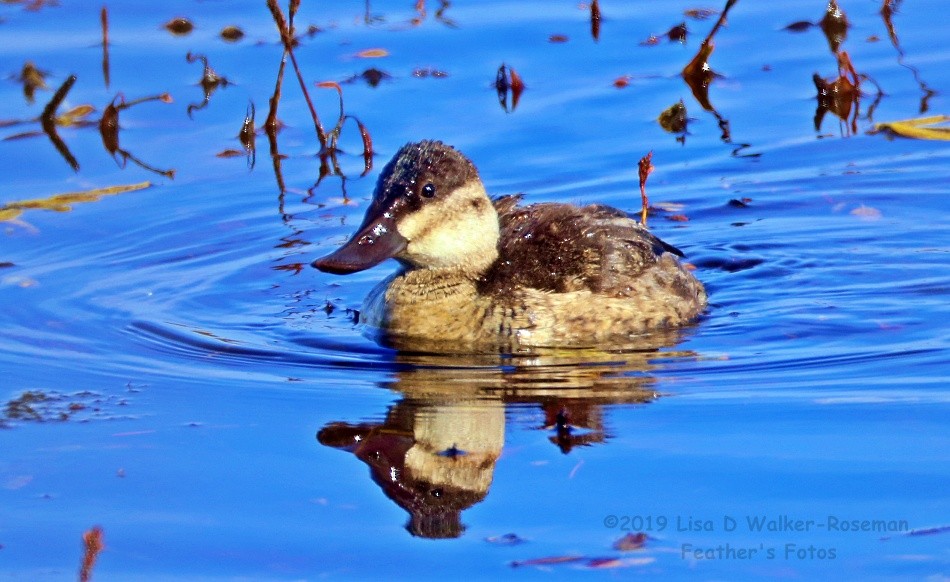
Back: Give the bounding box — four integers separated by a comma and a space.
164, 17, 194, 35
613, 532, 649, 551
666, 22, 688, 42
509, 66, 525, 92
216, 149, 246, 158
684, 8, 718, 20
589, 0, 601, 41
19, 61, 48, 103
356, 48, 389, 58
220, 25, 244, 42
658, 101, 688, 133
783, 20, 814, 32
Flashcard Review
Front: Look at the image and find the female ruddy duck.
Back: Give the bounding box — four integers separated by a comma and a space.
313, 140, 707, 349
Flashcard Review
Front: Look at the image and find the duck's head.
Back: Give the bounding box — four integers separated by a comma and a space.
312, 140, 499, 275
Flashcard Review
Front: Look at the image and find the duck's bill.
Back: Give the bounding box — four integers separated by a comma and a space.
311, 221, 408, 274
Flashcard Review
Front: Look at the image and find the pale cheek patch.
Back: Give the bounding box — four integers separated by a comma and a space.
414, 224, 489, 267
396, 187, 499, 269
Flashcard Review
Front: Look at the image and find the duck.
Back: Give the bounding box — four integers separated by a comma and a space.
312, 140, 707, 350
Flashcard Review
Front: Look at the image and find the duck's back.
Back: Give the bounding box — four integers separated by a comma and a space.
481, 195, 696, 300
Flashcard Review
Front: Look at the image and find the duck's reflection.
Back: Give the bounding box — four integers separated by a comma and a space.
317, 329, 694, 538
319, 395, 503, 538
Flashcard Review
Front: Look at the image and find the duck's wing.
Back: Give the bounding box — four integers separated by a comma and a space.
491, 193, 524, 216
483, 200, 685, 297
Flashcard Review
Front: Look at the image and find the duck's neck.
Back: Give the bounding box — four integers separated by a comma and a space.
396, 265, 482, 297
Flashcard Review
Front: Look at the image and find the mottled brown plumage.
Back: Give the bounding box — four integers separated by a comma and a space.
313, 140, 707, 351
483, 195, 685, 297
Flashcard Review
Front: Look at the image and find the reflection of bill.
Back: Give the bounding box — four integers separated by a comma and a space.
319, 397, 504, 539
318, 333, 697, 538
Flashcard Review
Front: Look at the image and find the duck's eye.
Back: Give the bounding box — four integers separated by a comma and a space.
421, 183, 436, 198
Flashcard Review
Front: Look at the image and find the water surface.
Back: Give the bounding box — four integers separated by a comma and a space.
1, 0, 948, 579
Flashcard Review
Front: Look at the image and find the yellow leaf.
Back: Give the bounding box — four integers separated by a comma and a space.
1, 182, 151, 222
56, 104, 96, 126
871, 115, 950, 140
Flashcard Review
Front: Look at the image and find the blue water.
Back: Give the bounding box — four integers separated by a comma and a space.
1, 0, 948, 579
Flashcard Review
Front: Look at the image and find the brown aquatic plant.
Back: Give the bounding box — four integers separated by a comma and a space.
101, 6, 110, 89
4, 75, 171, 173
264, 46, 288, 193
813, 51, 862, 135
239, 100, 256, 150
79, 526, 104, 582
314, 81, 375, 178
343, 68, 392, 87
185, 52, 230, 118
40, 74, 81, 170
352, 116, 374, 176
667, 22, 688, 42
99, 93, 175, 177
19, 61, 48, 103
410, 0, 457, 28
681, 0, 737, 143
819, 0, 849, 53
658, 100, 689, 142
267, 0, 326, 144
495, 64, 525, 113
880, 0, 936, 113
637, 151, 654, 225
237, 101, 257, 169
641, 23, 689, 47
590, 0, 601, 41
